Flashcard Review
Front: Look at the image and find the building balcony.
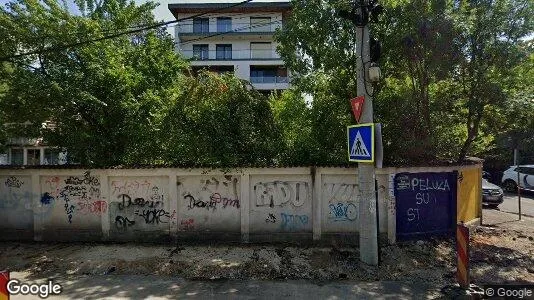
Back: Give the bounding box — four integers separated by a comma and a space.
250, 76, 288, 84
6, 137, 44, 146
176, 21, 281, 35
181, 50, 282, 61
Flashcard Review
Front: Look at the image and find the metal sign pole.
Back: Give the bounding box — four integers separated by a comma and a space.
456, 223, 470, 288
514, 149, 522, 220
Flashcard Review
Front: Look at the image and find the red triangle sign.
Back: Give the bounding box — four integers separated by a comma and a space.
350, 96, 365, 123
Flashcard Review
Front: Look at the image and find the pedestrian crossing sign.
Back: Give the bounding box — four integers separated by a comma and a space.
347, 123, 374, 163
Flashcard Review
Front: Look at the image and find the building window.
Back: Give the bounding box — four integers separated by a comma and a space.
193, 18, 209, 33
217, 17, 232, 32
250, 17, 271, 32
193, 44, 209, 60
44, 148, 61, 165
10, 148, 23, 165
251, 42, 272, 59
216, 44, 232, 60
27, 149, 40, 165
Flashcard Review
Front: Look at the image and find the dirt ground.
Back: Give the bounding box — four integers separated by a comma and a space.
1, 210, 533, 287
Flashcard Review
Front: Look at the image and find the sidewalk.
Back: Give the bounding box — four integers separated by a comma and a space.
9, 272, 443, 299
482, 208, 534, 234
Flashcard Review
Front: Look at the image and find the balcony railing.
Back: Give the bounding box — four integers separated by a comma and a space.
176, 21, 281, 34
250, 76, 289, 84
181, 49, 281, 60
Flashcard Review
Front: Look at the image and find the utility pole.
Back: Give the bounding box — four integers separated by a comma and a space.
340, 0, 382, 265
357, 25, 378, 265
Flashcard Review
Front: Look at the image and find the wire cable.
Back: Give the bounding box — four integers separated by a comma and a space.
99, 10, 276, 34
0, 0, 254, 61
359, 25, 374, 98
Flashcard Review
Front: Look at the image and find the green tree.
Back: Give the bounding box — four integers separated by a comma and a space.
159, 72, 283, 167
276, 0, 533, 165
452, 0, 533, 162
481, 41, 534, 167
0, 0, 186, 166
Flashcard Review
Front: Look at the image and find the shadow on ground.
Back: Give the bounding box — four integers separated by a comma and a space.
9, 274, 443, 299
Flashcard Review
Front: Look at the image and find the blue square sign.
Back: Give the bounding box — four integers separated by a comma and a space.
347, 123, 374, 163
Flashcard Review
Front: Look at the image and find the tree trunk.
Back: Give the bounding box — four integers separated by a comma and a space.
458, 109, 483, 163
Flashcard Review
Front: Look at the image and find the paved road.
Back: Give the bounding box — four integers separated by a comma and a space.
489, 190, 534, 217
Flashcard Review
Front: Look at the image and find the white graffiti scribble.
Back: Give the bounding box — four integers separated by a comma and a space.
254, 181, 308, 207
323, 183, 359, 203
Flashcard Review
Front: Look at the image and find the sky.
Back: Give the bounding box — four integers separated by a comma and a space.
0, 0, 289, 23
0, 0, 289, 35
145, 0, 289, 24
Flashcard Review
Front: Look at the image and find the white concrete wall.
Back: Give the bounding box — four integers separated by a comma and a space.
249, 173, 313, 234
0, 154, 8, 165
108, 176, 171, 240
177, 174, 241, 233
0, 175, 33, 239
321, 174, 359, 233
40, 173, 103, 240
0, 165, 481, 243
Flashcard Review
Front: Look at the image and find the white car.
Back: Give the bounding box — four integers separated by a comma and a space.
501, 165, 534, 192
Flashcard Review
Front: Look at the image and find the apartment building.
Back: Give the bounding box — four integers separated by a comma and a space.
168, 1, 291, 92
1, 122, 67, 166
2, 138, 66, 166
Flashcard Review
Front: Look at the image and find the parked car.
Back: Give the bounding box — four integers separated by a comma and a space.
482, 178, 504, 208
501, 165, 534, 192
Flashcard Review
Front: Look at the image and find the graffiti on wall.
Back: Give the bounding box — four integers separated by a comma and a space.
5, 176, 24, 188
177, 175, 241, 232
115, 216, 135, 231
0, 175, 35, 232
394, 172, 457, 240
328, 202, 357, 222
254, 181, 308, 207
265, 213, 276, 223
1, 177, 32, 210
180, 176, 240, 212
111, 180, 162, 200
184, 193, 240, 211
0, 176, 34, 218
179, 218, 194, 231
110, 178, 170, 233
0, 176, 56, 221
41, 172, 103, 224
323, 183, 359, 222
280, 213, 309, 231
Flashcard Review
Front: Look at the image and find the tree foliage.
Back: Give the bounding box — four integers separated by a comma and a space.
0, 0, 532, 168
0, 0, 186, 166
158, 72, 283, 167
274, 0, 533, 166
0, 0, 285, 167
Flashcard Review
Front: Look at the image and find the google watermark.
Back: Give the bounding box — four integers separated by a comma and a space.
1, 270, 62, 299
484, 284, 534, 299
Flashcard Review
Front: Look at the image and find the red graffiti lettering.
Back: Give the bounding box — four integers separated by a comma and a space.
180, 219, 194, 231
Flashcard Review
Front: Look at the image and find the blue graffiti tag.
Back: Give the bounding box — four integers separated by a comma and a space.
328, 202, 357, 222
40, 192, 54, 205
280, 213, 309, 231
